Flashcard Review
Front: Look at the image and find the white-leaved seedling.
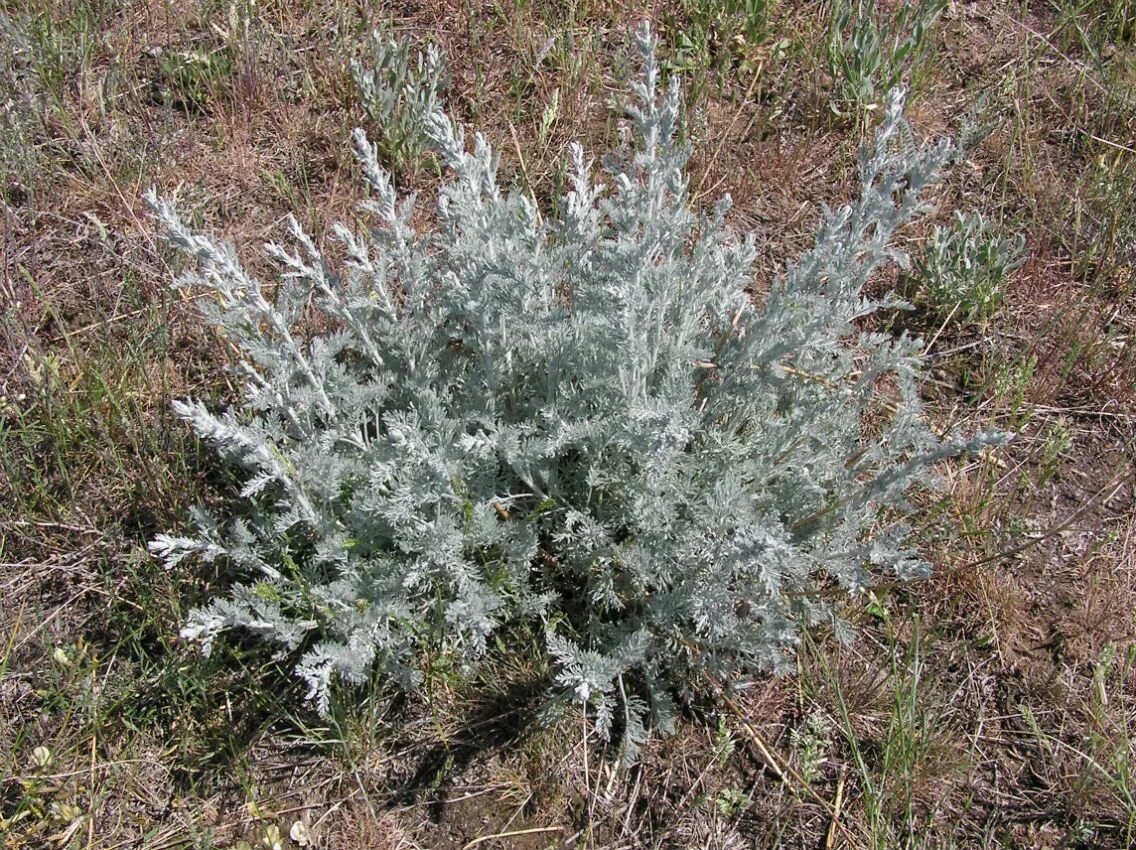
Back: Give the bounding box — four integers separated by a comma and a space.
906, 210, 1026, 328
149, 25, 1003, 761
827, 0, 945, 124
352, 29, 447, 176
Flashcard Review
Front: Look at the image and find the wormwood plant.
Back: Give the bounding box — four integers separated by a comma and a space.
149, 26, 1000, 758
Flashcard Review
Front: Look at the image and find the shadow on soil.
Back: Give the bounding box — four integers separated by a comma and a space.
391, 676, 545, 822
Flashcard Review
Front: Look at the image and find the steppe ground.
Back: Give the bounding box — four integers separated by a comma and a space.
2, 0, 1135, 847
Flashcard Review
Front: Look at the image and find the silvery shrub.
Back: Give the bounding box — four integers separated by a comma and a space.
149, 25, 1000, 759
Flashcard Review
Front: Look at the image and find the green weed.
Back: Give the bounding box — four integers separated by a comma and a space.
714, 785, 750, 817
0, 298, 188, 526
904, 211, 1026, 329
805, 619, 960, 849
154, 44, 234, 113
665, 0, 778, 76
827, 0, 944, 128
1017, 650, 1136, 848
788, 710, 832, 787
352, 28, 448, 177
1069, 150, 1136, 297
0, 1, 109, 198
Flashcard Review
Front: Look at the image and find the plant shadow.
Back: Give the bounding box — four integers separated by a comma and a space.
391, 675, 546, 822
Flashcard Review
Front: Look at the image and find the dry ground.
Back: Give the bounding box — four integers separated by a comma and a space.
2, 0, 1135, 848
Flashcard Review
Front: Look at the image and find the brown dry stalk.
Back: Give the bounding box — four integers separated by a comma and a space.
693, 61, 765, 201
955, 461, 1134, 571
508, 119, 542, 227
824, 771, 846, 850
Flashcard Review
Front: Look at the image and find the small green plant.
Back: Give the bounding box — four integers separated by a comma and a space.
827, 0, 945, 124
811, 619, 956, 849
1054, 0, 1136, 58
722, 0, 777, 48
712, 715, 737, 765
1071, 151, 1136, 296
352, 29, 448, 177
1018, 645, 1136, 847
0, 3, 109, 197
1084, 643, 1136, 844
990, 353, 1037, 432
0, 12, 37, 199
155, 44, 234, 113
714, 785, 750, 817
538, 87, 560, 149
1036, 418, 1072, 486
906, 211, 1026, 328
664, 0, 777, 76
789, 710, 832, 785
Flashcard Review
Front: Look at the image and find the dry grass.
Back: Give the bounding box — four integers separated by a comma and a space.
3, 0, 1135, 847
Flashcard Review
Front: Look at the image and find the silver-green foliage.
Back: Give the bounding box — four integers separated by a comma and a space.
908, 211, 1026, 326
149, 26, 1000, 756
352, 29, 447, 175
827, 0, 945, 118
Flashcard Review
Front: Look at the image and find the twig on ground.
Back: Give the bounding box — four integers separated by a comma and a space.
824, 770, 845, 850
461, 826, 563, 849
